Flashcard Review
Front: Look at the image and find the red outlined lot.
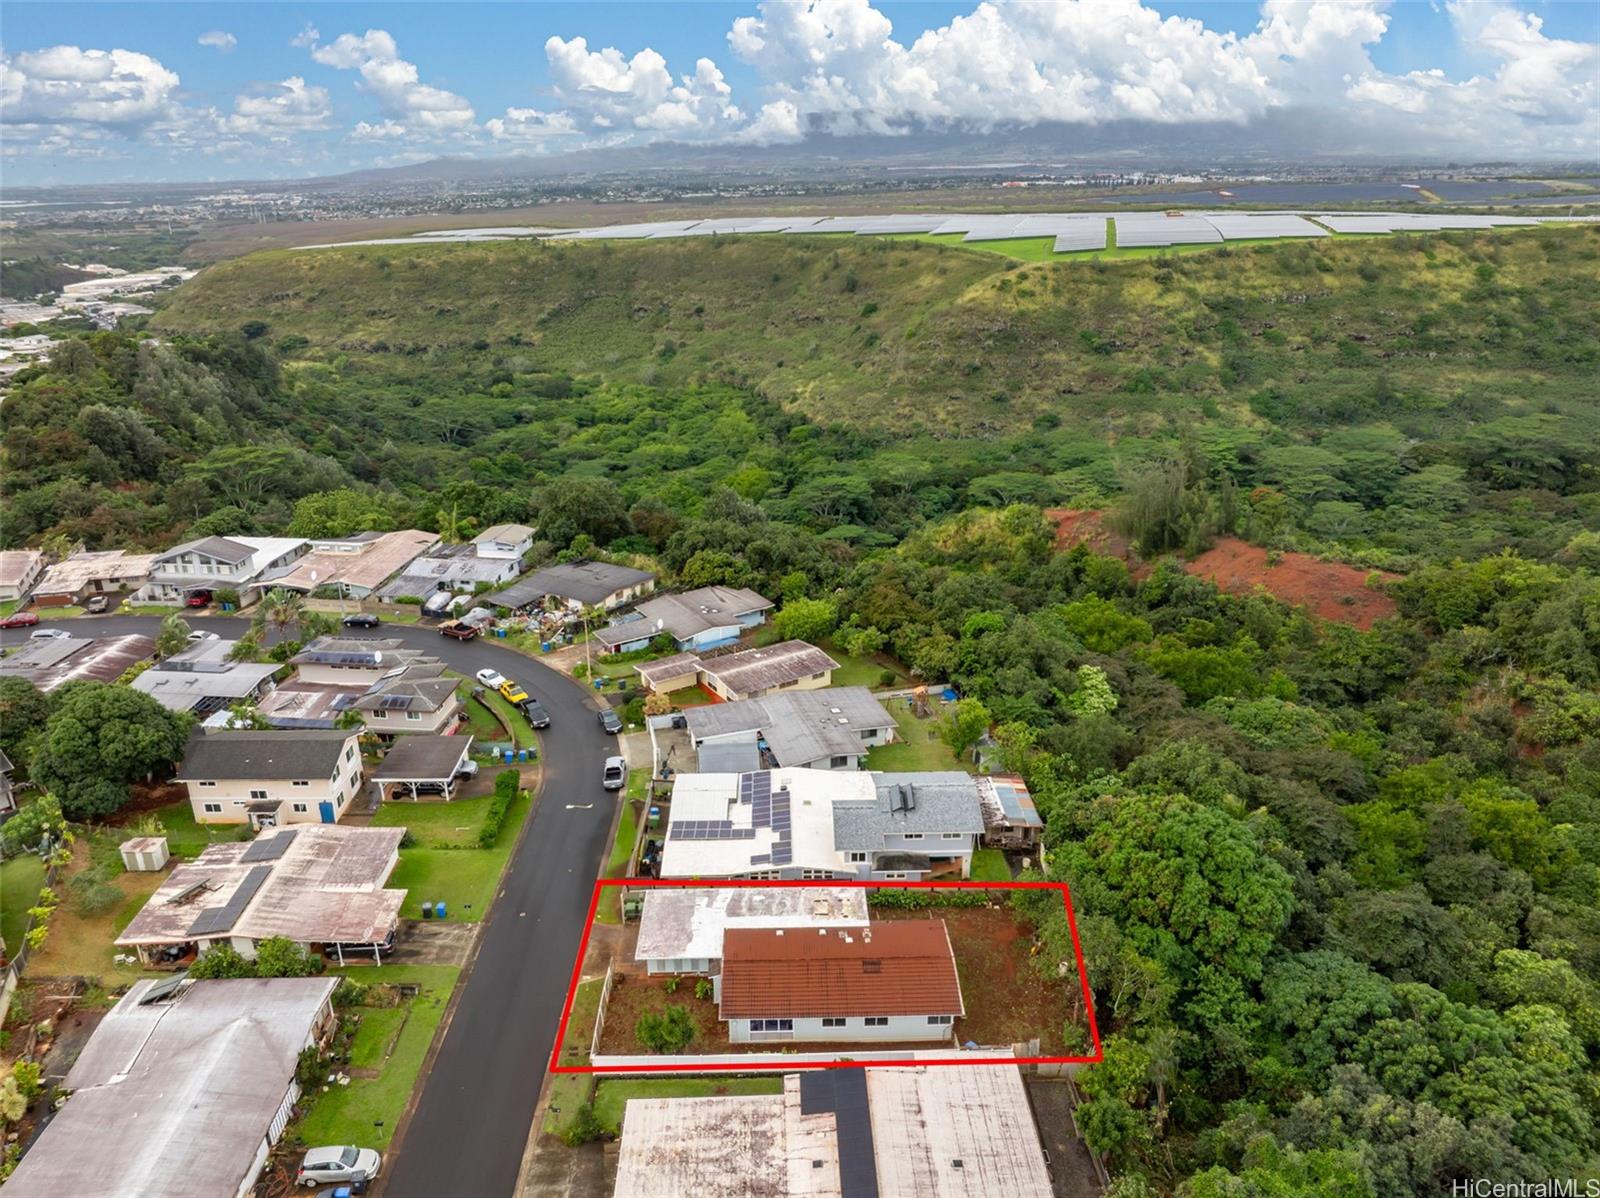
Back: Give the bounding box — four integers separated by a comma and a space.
549, 877, 1103, 1074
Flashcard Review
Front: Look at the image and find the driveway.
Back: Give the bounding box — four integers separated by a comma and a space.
1, 613, 622, 1198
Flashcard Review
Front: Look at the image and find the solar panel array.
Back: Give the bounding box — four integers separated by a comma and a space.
302, 650, 381, 665
669, 770, 792, 864
379, 694, 414, 710
1054, 221, 1110, 252
240, 829, 297, 862
1315, 212, 1541, 234
1114, 214, 1223, 248
187, 865, 271, 936
1202, 213, 1328, 240
669, 820, 757, 841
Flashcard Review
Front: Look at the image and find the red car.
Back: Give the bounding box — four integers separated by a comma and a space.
185, 591, 213, 609
0, 611, 39, 629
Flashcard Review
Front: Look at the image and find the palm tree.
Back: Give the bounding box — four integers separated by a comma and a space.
299, 611, 339, 641
154, 613, 191, 659
257, 588, 305, 641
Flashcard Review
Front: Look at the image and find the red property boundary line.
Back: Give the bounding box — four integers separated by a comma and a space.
549, 878, 1103, 1074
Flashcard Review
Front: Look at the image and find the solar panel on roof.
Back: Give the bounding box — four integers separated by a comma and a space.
240, 829, 297, 862
799, 1072, 879, 1198
187, 865, 271, 936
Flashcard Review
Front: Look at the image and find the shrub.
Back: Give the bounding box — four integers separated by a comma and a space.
255, 936, 323, 978
69, 878, 122, 917
10, 1062, 42, 1101
187, 943, 255, 979
479, 769, 520, 848
560, 1102, 604, 1146
635, 1004, 695, 1053
694, 978, 713, 1000
295, 1045, 326, 1088
869, 888, 990, 909
333, 978, 371, 1008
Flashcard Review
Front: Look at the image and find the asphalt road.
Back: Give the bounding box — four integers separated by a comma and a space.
3, 614, 618, 1197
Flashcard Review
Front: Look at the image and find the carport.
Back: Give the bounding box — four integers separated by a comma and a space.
373, 735, 474, 802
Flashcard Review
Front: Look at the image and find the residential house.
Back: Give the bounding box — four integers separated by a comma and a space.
684, 687, 895, 772
0, 634, 155, 693
131, 638, 281, 715
659, 769, 985, 881
634, 887, 869, 975
116, 825, 406, 965
636, 640, 839, 702
977, 775, 1044, 850
613, 1066, 1053, 1198
287, 636, 432, 686
716, 920, 962, 1044
0, 549, 44, 602
256, 529, 441, 599
593, 586, 772, 654
2, 977, 339, 1198
143, 535, 308, 604
30, 549, 155, 607
174, 728, 364, 827
471, 523, 535, 560
350, 661, 462, 736
484, 559, 655, 613
378, 541, 524, 601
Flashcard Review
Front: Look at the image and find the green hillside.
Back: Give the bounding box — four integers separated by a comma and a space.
155, 223, 1600, 436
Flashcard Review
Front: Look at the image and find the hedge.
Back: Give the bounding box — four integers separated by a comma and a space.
479, 769, 521, 848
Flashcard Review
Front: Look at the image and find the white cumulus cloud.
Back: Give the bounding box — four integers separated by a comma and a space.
486, 107, 580, 142
220, 77, 332, 138
308, 28, 476, 139
543, 36, 743, 134
198, 30, 237, 54
2, 45, 181, 128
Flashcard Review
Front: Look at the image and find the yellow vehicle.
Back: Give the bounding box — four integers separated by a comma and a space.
498, 679, 529, 705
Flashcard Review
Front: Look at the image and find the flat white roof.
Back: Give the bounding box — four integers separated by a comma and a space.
661, 769, 876, 877
635, 886, 869, 963
3, 977, 336, 1198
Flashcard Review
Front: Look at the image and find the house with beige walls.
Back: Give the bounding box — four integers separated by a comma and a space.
175, 729, 364, 828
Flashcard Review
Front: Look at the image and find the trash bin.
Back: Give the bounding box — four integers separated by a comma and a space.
504, 749, 514, 763
421, 902, 433, 920
517, 749, 528, 763
435, 901, 447, 919
593, 678, 603, 689
540, 641, 550, 653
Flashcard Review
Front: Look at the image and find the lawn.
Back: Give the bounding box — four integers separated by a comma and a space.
23, 836, 167, 985
477, 688, 539, 750
591, 1078, 783, 1135
865, 698, 971, 774
543, 976, 605, 1140
818, 638, 909, 690
970, 848, 1012, 882
0, 854, 45, 959
294, 964, 458, 1150
594, 772, 646, 926
381, 791, 532, 920
151, 799, 250, 859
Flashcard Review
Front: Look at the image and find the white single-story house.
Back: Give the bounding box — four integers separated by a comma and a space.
483, 559, 655, 613
593, 586, 772, 654
471, 523, 536, 560
636, 640, 839, 702
684, 687, 895, 771
614, 1066, 1053, 1198
634, 887, 869, 975
1, 977, 339, 1198
29, 549, 156, 607
0, 549, 44, 602
174, 728, 364, 827
131, 637, 281, 715
257, 529, 441, 599
716, 920, 963, 1044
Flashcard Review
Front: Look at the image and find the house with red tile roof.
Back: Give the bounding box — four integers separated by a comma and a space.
715, 919, 963, 1044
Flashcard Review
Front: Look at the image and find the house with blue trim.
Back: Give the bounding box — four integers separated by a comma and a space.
593, 585, 772, 654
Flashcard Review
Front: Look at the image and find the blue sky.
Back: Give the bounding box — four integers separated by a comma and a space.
4, 1, 1596, 184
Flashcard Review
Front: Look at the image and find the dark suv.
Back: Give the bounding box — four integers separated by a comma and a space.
597, 708, 623, 734
523, 699, 552, 729
342, 613, 381, 629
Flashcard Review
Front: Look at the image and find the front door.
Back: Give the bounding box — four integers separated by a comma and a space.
318, 801, 336, 824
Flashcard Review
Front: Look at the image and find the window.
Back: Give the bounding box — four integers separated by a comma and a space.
406, 711, 421, 722
197, 780, 216, 788
249, 789, 268, 800
942, 832, 963, 840
846, 852, 869, 864
927, 1015, 953, 1025
373, 709, 388, 719
903, 833, 924, 841
292, 803, 308, 813
859, 729, 876, 740
811, 671, 827, 680
864, 1017, 888, 1027
345, 746, 356, 762
800, 869, 835, 880
292, 780, 309, 788
829, 756, 848, 768
878, 871, 908, 880
822, 1017, 846, 1028
202, 802, 222, 814
750, 1019, 793, 1032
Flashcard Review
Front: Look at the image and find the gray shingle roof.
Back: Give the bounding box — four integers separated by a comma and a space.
700, 641, 838, 697
687, 687, 894, 767
832, 771, 987, 850
372, 735, 472, 781
175, 729, 354, 782
161, 536, 254, 565
486, 560, 655, 609
594, 586, 771, 647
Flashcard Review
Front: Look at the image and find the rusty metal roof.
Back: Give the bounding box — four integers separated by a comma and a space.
719, 920, 963, 1020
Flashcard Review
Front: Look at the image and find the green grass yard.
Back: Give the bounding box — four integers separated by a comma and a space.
590, 1078, 784, 1135
0, 853, 46, 959
381, 791, 532, 920
294, 964, 458, 1150
865, 698, 972, 774
151, 800, 251, 859
970, 848, 1012, 882
543, 976, 605, 1140
594, 771, 647, 925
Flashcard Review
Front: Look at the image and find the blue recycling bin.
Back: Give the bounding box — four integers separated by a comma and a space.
435, 901, 447, 919
517, 749, 528, 763
593, 678, 603, 689
504, 749, 514, 763
496, 628, 507, 638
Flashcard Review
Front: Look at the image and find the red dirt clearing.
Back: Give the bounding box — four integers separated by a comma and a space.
1048, 509, 1398, 630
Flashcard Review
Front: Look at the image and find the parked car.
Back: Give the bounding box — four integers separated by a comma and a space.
84, 595, 111, 614
0, 611, 39, 629
297, 1146, 382, 1187
498, 679, 529, 705
342, 613, 381, 629
184, 590, 213, 608
439, 619, 479, 640
475, 667, 508, 689
602, 756, 627, 790
29, 628, 71, 640
522, 698, 551, 729
456, 758, 480, 779
597, 708, 623, 735
187, 630, 219, 643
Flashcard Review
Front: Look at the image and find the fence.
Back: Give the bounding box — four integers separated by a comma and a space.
0, 855, 61, 1025
588, 1046, 1014, 1072
589, 962, 617, 1062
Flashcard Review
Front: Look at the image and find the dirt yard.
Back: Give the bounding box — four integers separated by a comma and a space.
1048, 508, 1398, 629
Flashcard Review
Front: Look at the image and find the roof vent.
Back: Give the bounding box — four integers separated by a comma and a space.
862, 960, 882, 974
775, 929, 784, 936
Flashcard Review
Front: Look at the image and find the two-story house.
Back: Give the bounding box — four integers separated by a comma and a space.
470, 523, 535, 561
175, 729, 365, 828
659, 769, 985, 881
350, 662, 462, 736
143, 536, 308, 604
